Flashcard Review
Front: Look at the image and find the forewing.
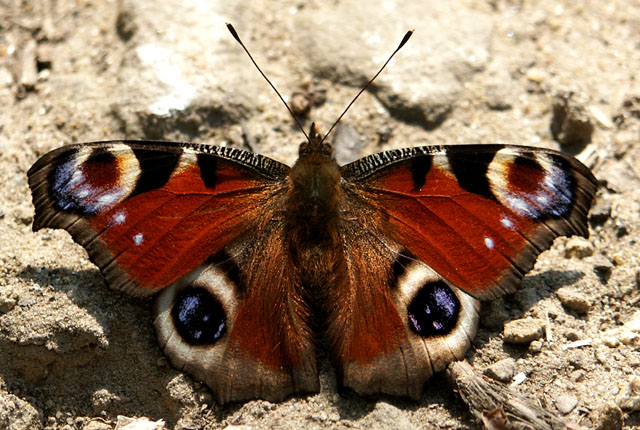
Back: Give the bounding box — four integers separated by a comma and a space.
342, 144, 597, 299
28, 140, 289, 295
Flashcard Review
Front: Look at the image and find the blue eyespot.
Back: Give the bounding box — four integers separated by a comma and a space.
407, 281, 460, 337
171, 287, 226, 345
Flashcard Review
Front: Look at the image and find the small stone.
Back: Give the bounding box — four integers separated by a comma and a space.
564, 237, 594, 259
503, 318, 545, 344
83, 421, 112, 430
528, 339, 544, 353
290, 91, 311, 117
589, 198, 611, 225
116, 9, 138, 41
0, 288, 19, 313
484, 358, 516, 382
551, 90, 594, 148
618, 329, 639, 345
309, 411, 328, 422
115, 416, 165, 430
622, 310, 640, 333
556, 287, 591, 314
592, 255, 614, 282
555, 393, 578, 414
91, 389, 121, 414
615, 376, 640, 412
601, 335, 620, 348
595, 401, 623, 430
14, 208, 33, 226
525, 68, 547, 83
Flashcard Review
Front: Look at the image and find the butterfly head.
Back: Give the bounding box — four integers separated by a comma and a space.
298, 122, 333, 161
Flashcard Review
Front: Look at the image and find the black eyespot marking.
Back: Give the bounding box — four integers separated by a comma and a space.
410, 155, 432, 192
197, 153, 218, 189
130, 148, 181, 197
171, 287, 226, 345
407, 281, 460, 337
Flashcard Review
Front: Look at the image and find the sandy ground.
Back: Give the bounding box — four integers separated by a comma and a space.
1, 0, 640, 429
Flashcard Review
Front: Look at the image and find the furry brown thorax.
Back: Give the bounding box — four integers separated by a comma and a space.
287, 123, 342, 244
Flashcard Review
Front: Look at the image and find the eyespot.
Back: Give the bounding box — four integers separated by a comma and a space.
171, 286, 226, 345
407, 280, 460, 337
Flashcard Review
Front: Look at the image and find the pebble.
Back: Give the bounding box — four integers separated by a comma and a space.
503, 318, 545, 344
0, 287, 19, 313
83, 421, 112, 430
592, 255, 614, 282
556, 287, 591, 314
525, 68, 547, 83
564, 237, 594, 259
114, 416, 165, 430
616, 376, 640, 411
600, 310, 640, 346
550, 90, 594, 147
484, 358, 516, 383
555, 393, 578, 414
91, 389, 121, 414
528, 339, 544, 353
589, 198, 612, 225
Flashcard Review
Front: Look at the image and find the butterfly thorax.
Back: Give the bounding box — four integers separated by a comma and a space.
286, 125, 342, 250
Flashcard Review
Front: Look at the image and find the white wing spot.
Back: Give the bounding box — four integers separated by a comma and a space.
133, 233, 144, 246
484, 237, 495, 250
97, 192, 121, 207
501, 216, 514, 229
112, 211, 126, 225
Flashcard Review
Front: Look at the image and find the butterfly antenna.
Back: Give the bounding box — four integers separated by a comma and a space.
320, 29, 414, 144
227, 23, 309, 141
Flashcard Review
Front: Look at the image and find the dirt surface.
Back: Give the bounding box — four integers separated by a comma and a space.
1, 0, 640, 429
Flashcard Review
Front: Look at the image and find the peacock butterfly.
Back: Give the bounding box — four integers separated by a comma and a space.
27, 25, 597, 404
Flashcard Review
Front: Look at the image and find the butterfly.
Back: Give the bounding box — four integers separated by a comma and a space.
27, 26, 597, 404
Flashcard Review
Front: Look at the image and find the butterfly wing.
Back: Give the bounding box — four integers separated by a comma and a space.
329, 144, 596, 397
326, 205, 481, 399
28, 141, 319, 402
342, 144, 597, 299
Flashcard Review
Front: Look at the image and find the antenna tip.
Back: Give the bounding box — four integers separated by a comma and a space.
398, 30, 414, 49
226, 23, 240, 42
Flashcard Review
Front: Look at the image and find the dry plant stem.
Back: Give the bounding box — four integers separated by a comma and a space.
446, 361, 577, 430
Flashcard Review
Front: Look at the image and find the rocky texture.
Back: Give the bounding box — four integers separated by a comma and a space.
503, 318, 546, 344
2, 0, 640, 429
